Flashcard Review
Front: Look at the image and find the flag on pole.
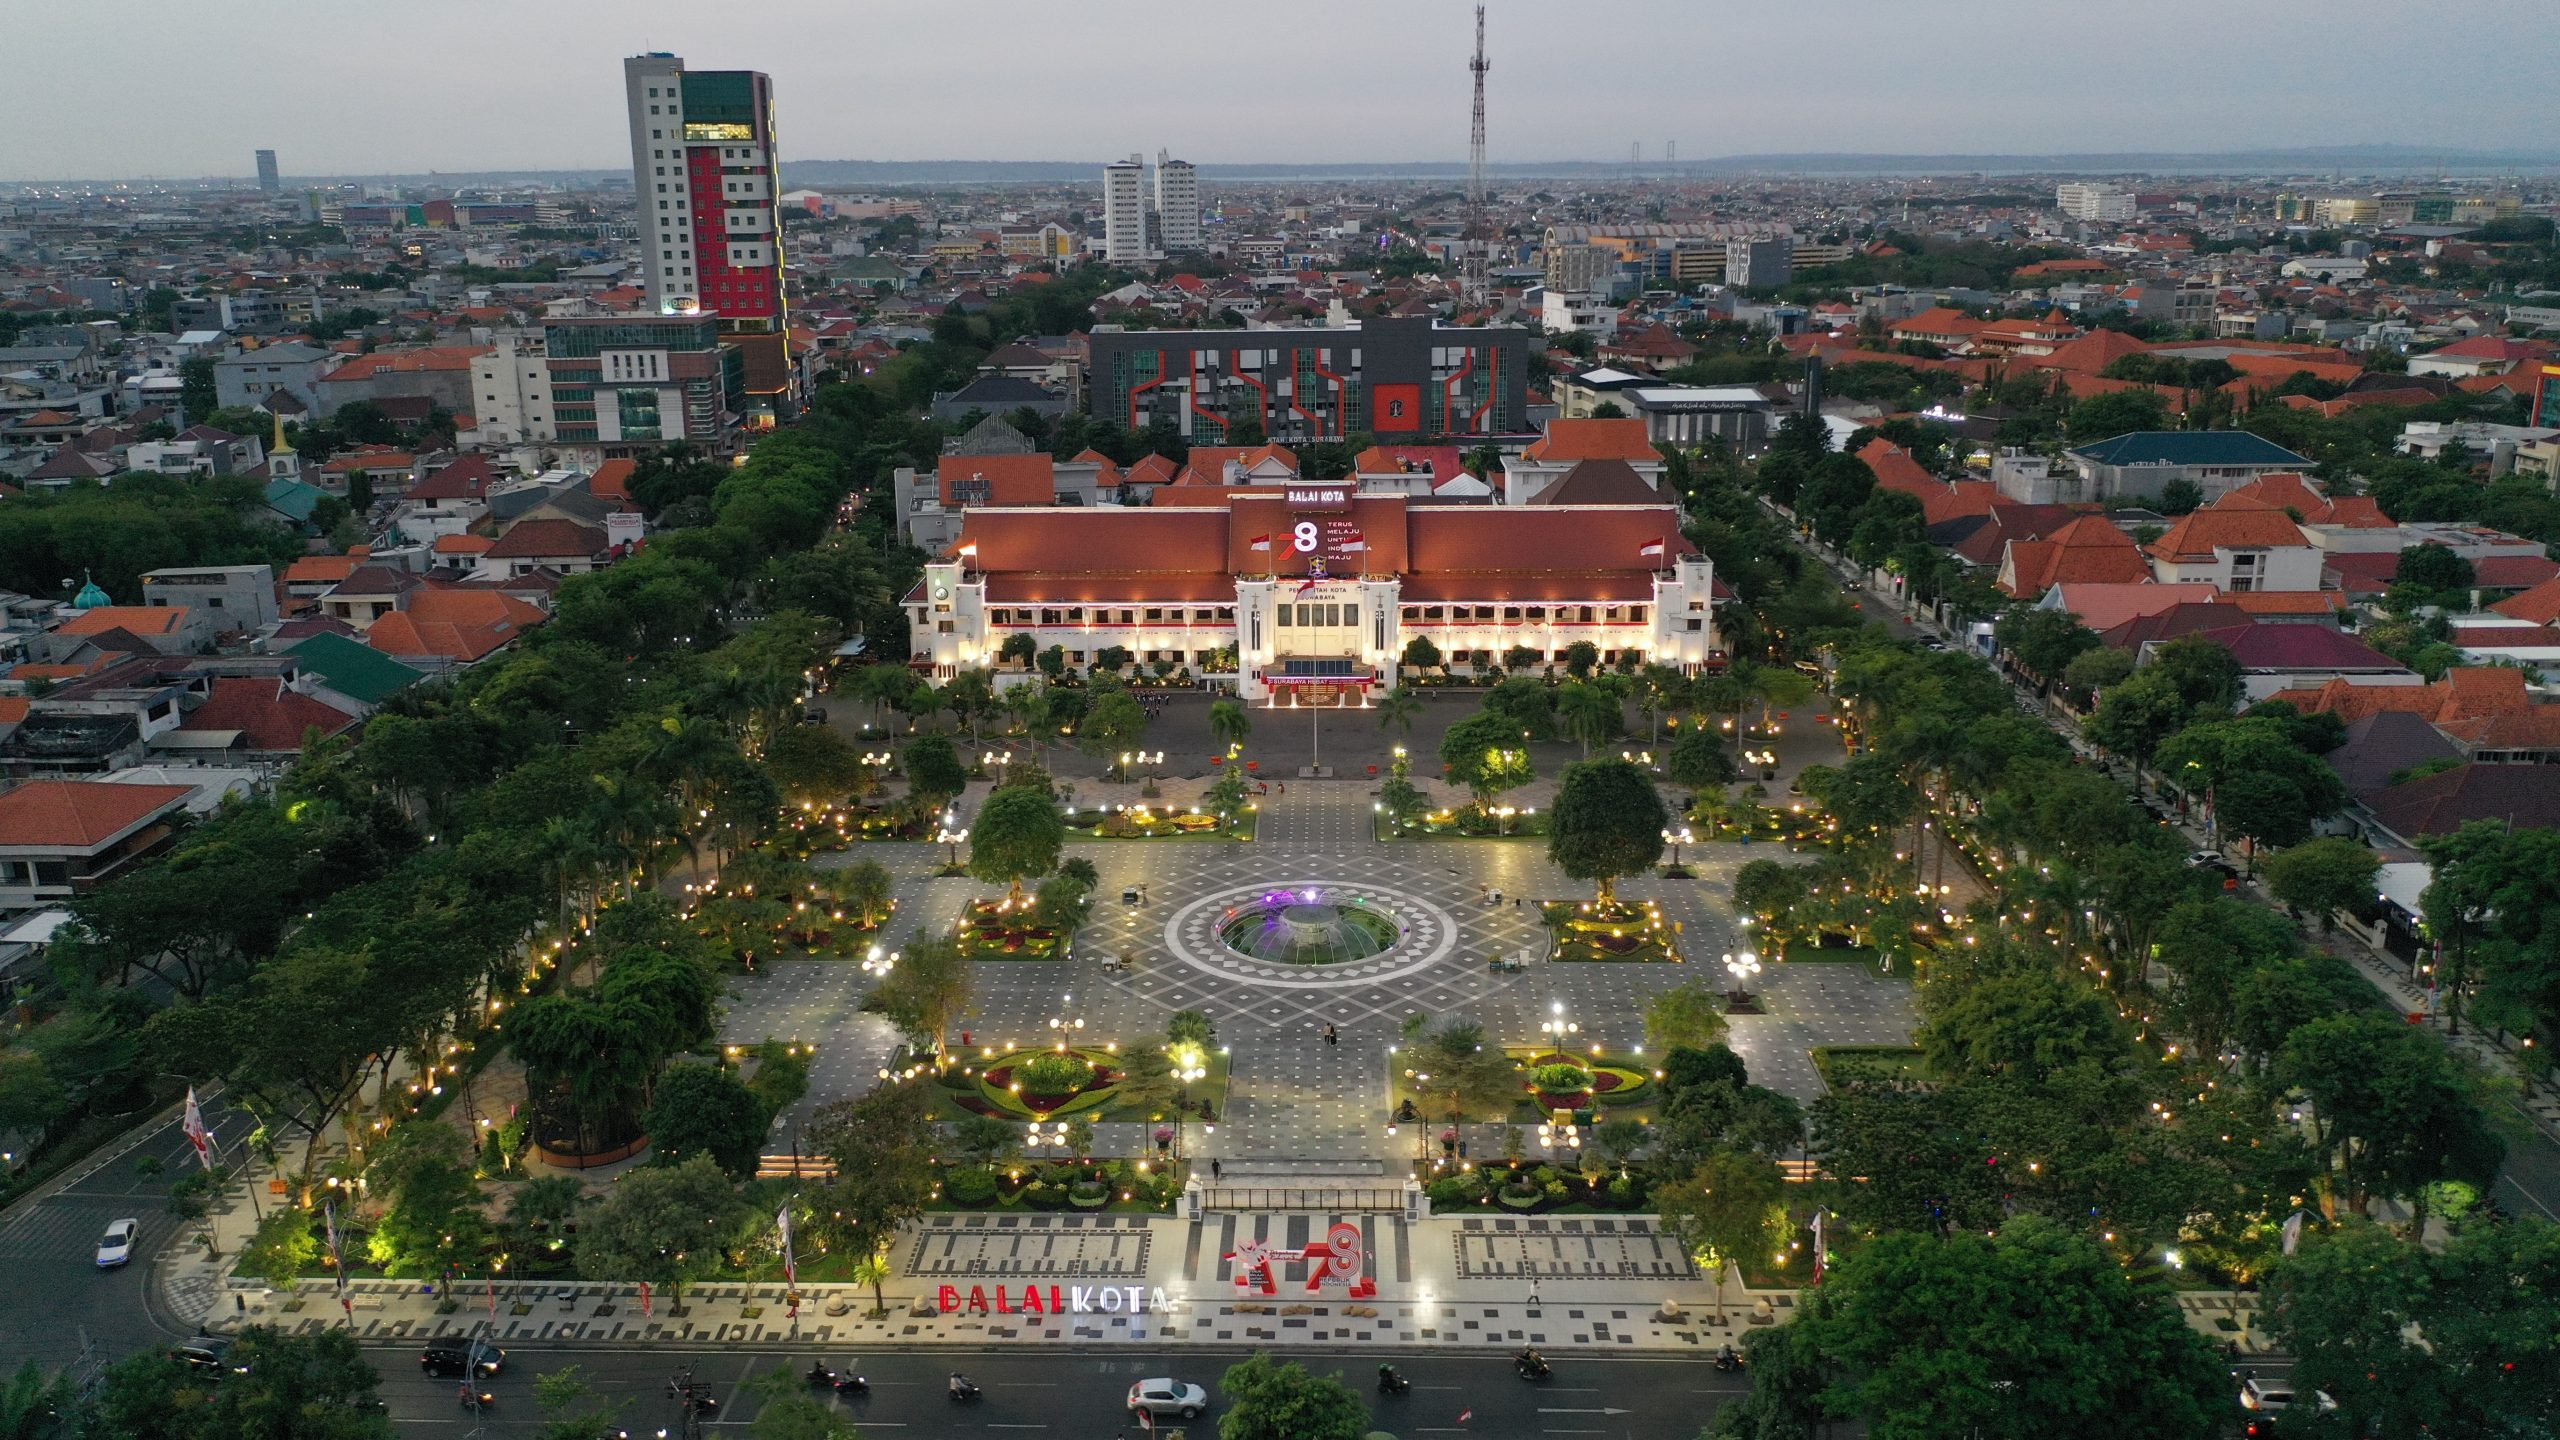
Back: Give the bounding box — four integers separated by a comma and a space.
1457, 1409, 1474, 1424
181, 1088, 215, 1172
640, 1280, 653, 1318
1338, 531, 1368, 553
1246, 534, 1272, 551
324, 1202, 352, 1323
1638, 539, 1666, 559
956, 543, 979, 557
778, 1204, 798, 1318
2281, 1210, 2307, 1256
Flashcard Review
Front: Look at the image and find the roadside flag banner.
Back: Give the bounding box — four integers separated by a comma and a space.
181, 1088, 214, 1171
324, 1202, 352, 1322
486, 1271, 497, 1319
1138, 1407, 1155, 1432
778, 1204, 798, 1317
640, 1280, 653, 1317
1812, 1207, 1827, 1285
2282, 1210, 2307, 1256
1247, 534, 1272, 551
1457, 1409, 1474, 1424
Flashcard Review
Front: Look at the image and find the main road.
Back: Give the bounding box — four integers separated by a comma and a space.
363, 1343, 1742, 1438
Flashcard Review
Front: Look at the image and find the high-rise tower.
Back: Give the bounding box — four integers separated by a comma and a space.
255, 149, 279, 193
1155, 151, 1202, 253
1103, 154, 1149, 264
623, 53, 784, 332
1463, 5, 1491, 306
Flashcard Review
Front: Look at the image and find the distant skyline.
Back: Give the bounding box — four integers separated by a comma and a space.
9, 0, 2558, 182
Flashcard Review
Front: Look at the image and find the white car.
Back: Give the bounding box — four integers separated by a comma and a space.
2239, 1376, 2338, 1413
1127, 1377, 1209, 1421
95, 1218, 138, 1268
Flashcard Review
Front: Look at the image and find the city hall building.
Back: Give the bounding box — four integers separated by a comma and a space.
906, 482, 1723, 704
1087, 317, 1533, 445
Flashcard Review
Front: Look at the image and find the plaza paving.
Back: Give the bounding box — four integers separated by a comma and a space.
721, 692, 1917, 1172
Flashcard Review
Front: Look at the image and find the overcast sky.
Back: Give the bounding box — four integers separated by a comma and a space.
9, 0, 2556, 180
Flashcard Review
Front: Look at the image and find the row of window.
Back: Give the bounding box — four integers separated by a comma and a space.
970, 603, 1652, 626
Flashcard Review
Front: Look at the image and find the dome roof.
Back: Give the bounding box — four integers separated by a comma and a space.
72, 577, 110, 610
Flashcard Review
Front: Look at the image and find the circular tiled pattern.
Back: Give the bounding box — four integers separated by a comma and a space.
1166, 881, 1458, 990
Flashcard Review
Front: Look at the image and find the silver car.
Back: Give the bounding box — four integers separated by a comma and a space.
1127, 1377, 1209, 1420
94, 1218, 138, 1268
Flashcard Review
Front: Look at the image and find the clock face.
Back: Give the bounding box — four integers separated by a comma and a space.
933, 586, 950, 600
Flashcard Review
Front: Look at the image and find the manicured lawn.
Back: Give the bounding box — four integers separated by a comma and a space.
1389, 1048, 1663, 1125
1379, 807, 1549, 841
924, 1044, 1232, 1125
1780, 946, 1910, 982
1541, 899, 1683, 962
1062, 805, 1255, 841
1812, 1044, 1928, 1088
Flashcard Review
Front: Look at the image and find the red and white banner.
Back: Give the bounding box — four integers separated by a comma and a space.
1638, 539, 1666, 558
640, 1281, 653, 1318
181, 1088, 214, 1172
1246, 534, 1272, 551
778, 1204, 798, 1318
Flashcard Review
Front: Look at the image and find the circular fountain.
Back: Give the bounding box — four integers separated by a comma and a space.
1217, 889, 1402, 965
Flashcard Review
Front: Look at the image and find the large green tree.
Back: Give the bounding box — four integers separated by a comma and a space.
1438, 710, 1534, 811
575, 1153, 748, 1306
1781, 1217, 2228, 1440
1546, 759, 1669, 903
642, 1061, 772, 1178
966, 783, 1064, 902
1214, 1354, 1367, 1440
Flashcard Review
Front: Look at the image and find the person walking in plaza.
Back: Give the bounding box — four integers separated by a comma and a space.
1210, 1158, 1222, 1180
1323, 1022, 1338, 1046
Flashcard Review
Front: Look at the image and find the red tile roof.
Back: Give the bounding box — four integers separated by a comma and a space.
320, 346, 486, 381
0, 779, 192, 849
57, 606, 184, 637
2034, 328, 2153, 377
2490, 575, 2560, 625
485, 519, 609, 561
2145, 507, 2310, 560
937, 454, 1058, 507
177, 676, 360, 751
407, 456, 498, 503
2001, 515, 2149, 595
587, 458, 636, 503
1523, 418, 1654, 463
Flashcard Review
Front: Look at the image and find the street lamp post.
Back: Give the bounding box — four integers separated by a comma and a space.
1661, 826, 1694, 868
1539, 1000, 1580, 1052
1722, 950, 1762, 1008
935, 822, 970, 867
1046, 993, 1086, 1051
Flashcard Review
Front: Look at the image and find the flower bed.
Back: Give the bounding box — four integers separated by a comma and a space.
954, 899, 1069, 960
1385, 807, 1550, 840
1541, 899, 1682, 963
926, 1045, 1230, 1124
1064, 806, 1253, 841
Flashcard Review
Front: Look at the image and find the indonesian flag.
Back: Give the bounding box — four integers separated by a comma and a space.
640, 1280, 653, 1318
956, 543, 979, 557
2281, 1210, 2307, 1256
1812, 1208, 1827, 1285
1638, 539, 1667, 559
1247, 534, 1272, 551
779, 1204, 798, 1316
1338, 531, 1368, 553
181, 1088, 215, 1172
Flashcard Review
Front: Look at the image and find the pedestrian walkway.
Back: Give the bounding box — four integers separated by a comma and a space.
210, 1207, 2270, 1357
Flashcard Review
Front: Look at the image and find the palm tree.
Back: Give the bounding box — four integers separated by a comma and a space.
1207, 698, 1252, 752
1638, 664, 1689, 744
1375, 687, 1422, 738
1556, 681, 1620, 758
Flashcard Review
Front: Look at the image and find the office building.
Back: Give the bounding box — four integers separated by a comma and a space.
255, 149, 279, 193
622, 52, 785, 332
542, 314, 741, 457
2055, 183, 2136, 223
1103, 154, 1149, 264
1087, 316, 1532, 443
1724, 235, 1793, 290
1155, 152, 1202, 253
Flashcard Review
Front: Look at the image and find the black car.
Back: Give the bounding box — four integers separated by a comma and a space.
171, 1337, 245, 1378
419, 1338, 505, 1378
